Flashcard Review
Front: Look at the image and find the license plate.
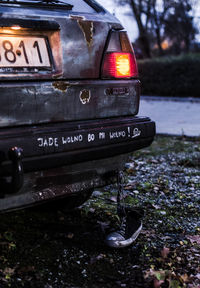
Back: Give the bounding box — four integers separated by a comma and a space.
0, 36, 51, 68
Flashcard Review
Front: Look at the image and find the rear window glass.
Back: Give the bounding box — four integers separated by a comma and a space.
0, 0, 100, 13
60, 0, 96, 13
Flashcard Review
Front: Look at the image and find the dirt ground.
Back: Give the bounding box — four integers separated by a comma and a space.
0, 136, 200, 288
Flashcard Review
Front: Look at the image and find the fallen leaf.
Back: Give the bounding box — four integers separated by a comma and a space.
180, 274, 189, 283
154, 279, 164, 288
3, 267, 15, 275
177, 257, 182, 262
186, 235, 200, 245
195, 273, 200, 280
161, 247, 170, 259
145, 269, 166, 281
124, 185, 133, 190
167, 279, 182, 288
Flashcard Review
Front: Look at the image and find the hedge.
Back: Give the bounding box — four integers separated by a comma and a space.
137, 54, 200, 97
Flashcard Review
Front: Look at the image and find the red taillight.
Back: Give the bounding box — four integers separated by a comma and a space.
102, 52, 137, 78
101, 31, 138, 79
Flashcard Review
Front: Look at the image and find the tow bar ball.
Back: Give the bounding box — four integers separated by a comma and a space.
8, 147, 24, 193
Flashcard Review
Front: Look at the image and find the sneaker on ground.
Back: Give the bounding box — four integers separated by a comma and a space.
105, 208, 143, 248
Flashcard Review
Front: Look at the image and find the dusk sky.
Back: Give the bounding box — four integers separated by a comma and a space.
97, 0, 200, 42
97, 0, 138, 42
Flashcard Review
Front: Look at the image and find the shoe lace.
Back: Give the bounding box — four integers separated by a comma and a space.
118, 216, 127, 237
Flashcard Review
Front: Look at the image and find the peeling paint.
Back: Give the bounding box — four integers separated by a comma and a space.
52, 73, 63, 79
69, 15, 86, 21
78, 21, 93, 48
79, 89, 91, 104
52, 81, 70, 92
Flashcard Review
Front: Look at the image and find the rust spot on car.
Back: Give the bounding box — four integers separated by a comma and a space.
52, 81, 70, 92
69, 15, 86, 21
78, 21, 93, 48
79, 89, 91, 104
52, 72, 63, 79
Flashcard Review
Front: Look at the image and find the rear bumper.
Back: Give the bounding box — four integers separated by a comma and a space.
0, 116, 155, 212
0, 116, 155, 173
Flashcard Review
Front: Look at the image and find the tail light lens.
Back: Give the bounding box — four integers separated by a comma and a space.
102, 52, 137, 78
101, 31, 138, 79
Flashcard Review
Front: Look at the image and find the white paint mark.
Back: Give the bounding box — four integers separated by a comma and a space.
99, 132, 106, 140
132, 128, 141, 138
109, 131, 126, 139
62, 135, 83, 144
79, 89, 91, 104
88, 133, 95, 142
37, 137, 58, 147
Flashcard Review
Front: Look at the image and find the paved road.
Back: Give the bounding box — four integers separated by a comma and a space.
139, 96, 200, 137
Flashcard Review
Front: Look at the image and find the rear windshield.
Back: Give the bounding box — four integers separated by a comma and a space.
62, 0, 96, 13
57, 0, 105, 13
0, 0, 104, 13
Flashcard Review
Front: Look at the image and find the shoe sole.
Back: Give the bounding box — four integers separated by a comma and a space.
105, 221, 142, 248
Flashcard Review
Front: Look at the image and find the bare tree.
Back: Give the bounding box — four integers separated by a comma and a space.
116, 0, 173, 57
116, 0, 197, 57
150, 0, 173, 55
118, 0, 152, 57
164, 0, 197, 54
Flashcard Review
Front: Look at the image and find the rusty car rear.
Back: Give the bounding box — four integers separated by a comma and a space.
0, 0, 155, 212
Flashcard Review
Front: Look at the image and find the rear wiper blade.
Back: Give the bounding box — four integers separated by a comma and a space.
0, 0, 73, 9
38, 0, 73, 8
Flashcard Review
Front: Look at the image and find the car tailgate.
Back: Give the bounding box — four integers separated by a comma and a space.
0, 2, 141, 129
0, 2, 117, 80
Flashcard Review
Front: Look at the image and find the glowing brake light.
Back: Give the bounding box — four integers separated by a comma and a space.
116, 53, 131, 77
101, 31, 138, 79
102, 52, 138, 79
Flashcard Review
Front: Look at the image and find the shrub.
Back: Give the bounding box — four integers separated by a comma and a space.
138, 54, 200, 97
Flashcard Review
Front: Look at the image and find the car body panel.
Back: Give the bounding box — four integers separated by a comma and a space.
0, 80, 140, 127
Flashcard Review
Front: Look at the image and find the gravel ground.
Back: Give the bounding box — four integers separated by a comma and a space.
0, 136, 199, 288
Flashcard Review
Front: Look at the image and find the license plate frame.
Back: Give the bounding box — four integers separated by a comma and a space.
0, 34, 51, 69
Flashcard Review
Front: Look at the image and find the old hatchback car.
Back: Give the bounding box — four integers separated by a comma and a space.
0, 0, 155, 213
